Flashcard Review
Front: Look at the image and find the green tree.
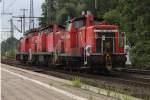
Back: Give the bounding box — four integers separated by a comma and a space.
1, 37, 19, 59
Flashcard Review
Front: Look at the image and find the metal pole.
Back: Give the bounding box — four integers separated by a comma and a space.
23, 9, 25, 33
95, 0, 98, 16
95, 0, 97, 10
10, 18, 14, 38
9, 18, 14, 53
29, 0, 34, 29
20, 17, 23, 33
20, 9, 28, 34
3, 0, 4, 13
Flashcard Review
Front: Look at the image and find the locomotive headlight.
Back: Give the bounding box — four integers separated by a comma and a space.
85, 45, 92, 56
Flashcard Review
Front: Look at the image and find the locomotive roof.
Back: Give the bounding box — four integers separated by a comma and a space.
58, 25, 65, 29
24, 24, 65, 35
39, 24, 65, 31
66, 16, 104, 22
39, 25, 53, 31
19, 37, 23, 40
94, 24, 118, 29
24, 28, 40, 35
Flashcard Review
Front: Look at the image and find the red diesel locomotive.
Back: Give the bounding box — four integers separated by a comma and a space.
16, 14, 127, 71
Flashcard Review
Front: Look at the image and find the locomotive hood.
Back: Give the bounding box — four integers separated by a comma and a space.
93, 24, 118, 30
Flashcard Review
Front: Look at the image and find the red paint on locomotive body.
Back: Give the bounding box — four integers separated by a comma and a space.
37, 32, 46, 52
31, 32, 38, 52
53, 25, 65, 52
19, 37, 26, 52
115, 32, 124, 53
45, 25, 65, 53
24, 31, 38, 53
46, 31, 54, 52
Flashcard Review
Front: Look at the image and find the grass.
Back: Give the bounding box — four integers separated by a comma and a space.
71, 76, 82, 88
122, 95, 133, 100
49, 82, 53, 86
89, 95, 95, 100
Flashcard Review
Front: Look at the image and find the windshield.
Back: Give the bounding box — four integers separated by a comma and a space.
74, 20, 85, 29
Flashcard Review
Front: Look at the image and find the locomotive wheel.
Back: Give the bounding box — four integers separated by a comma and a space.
89, 65, 96, 74
102, 68, 111, 75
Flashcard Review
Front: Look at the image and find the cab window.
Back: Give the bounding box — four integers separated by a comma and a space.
74, 20, 85, 29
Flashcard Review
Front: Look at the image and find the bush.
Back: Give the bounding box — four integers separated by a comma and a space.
71, 76, 82, 88
4, 50, 16, 60
131, 39, 150, 69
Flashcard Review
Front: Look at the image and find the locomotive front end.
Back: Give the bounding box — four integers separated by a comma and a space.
86, 24, 127, 71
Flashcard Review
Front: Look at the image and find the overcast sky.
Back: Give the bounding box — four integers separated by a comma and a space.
0, 0, 44, 41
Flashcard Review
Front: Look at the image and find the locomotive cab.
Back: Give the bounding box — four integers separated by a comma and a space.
89, 24, 127, 70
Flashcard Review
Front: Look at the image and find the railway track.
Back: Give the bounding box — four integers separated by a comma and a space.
115, 67, 150, 76
111, 71, 150, 86
2, 59, 150, 99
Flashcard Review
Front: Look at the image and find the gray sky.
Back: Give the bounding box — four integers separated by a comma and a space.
0, 0, 44, 41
